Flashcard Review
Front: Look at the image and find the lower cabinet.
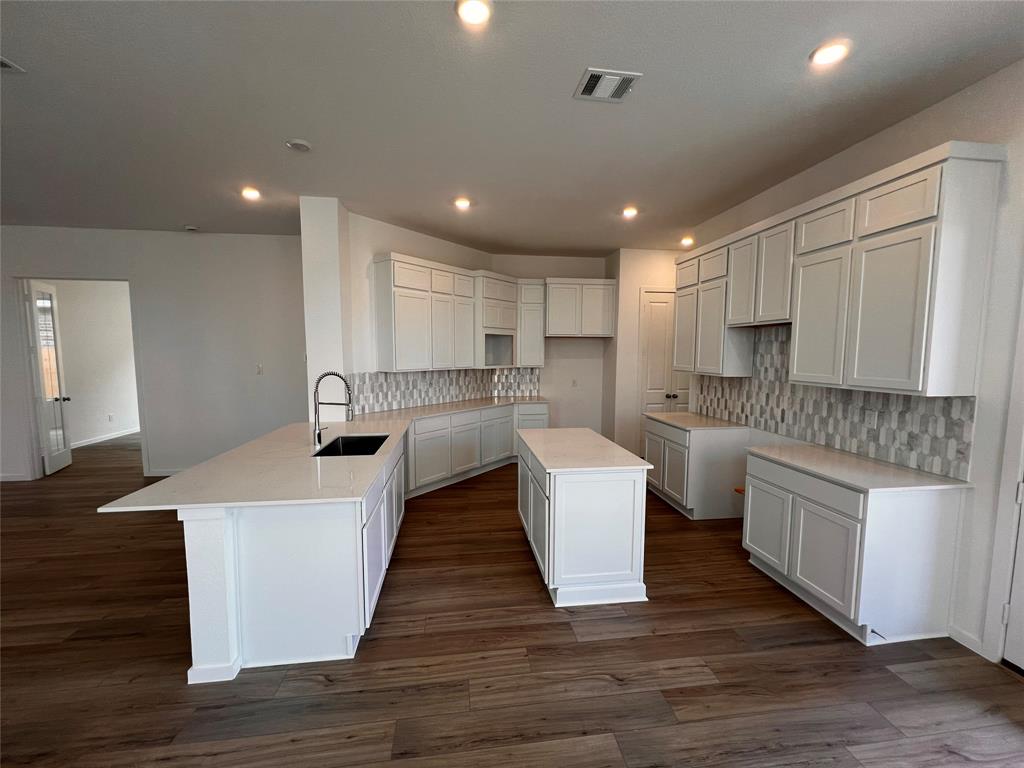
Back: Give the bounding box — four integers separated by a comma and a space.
662, 440, 688, 507
528, 472, 549, 580
644, 433, 665, 489
412, 430, 451, 486
517, 458, 531, 532
451, 422, 482, 474
362, 489, 387, 626
481, 415, 514, 464
790, 497, 861, 618
742, 476, 793, 574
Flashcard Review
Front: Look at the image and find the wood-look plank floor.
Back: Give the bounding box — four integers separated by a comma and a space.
3, 435, 1022, 767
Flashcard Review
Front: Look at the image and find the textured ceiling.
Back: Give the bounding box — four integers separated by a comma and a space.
3, 1, 1023, 256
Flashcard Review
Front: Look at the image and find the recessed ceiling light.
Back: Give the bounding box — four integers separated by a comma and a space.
622, 206, 638, 219
810, 39, 851, 67
455, 0, 491, 26
285, 138, 312, 153
241, 186, 261, 201
184, 225, 200, 232
680, 236, 695, 248
454, 197, 472, 211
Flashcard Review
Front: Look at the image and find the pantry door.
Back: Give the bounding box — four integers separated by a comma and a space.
27, 280, 72, 474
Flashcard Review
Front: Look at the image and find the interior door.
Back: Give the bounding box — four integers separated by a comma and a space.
639, 289, 678, 415
27, 280, 72, 475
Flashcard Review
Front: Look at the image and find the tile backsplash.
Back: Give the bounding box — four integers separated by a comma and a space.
348, 368, 540, 415
691, 326, 973, 480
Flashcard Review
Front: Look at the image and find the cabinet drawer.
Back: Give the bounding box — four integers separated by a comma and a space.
454, 274, 475, 297
519, 283, 545, 304
414, 414, 451, 435
516, 403, 549, 416
481, 405, 514, 421
451, 409, 481, 427
856, 166, 941, 238
431, 270, 454, 294
483, 277, 517, 302
363, 467, 387, 526
796, 198, 855, 254
746, 455, 864, 520
393, 262, 431, 291
699, 249, 728, 282
642, 417, 690, 447
676, 260, 699, 289
529, 451, 547, 490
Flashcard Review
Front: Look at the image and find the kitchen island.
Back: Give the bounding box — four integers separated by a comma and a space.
517, 428, 653, 607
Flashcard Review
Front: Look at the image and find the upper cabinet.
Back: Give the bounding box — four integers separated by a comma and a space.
545, 279, 616, 337
517, 279, 545, 367
677, 142, 1005, 396
675, 257, 753, 376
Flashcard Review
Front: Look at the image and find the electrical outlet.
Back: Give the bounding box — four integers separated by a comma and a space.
107, 414, 114, 422
864, 409, 878, 428
256, 363, 264, 376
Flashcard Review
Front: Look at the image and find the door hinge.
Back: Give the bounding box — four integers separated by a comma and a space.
1016, 480, 1023, 506
1003, 602, 1012, 626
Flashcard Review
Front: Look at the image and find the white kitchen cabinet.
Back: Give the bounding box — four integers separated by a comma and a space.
450, 422, 481, 475
528, 472, 549, 580
453, 297, 476, 368
742, 476, 792, 574
392, 262, 431, 291
481, 415, 513, 464
483, 277, 517, 303
483, 299, 516, 330
362, 492, 387, 626
662, 439, 688, 507
430, 294, 454, 369
856, 166, 941, 238
517, 457, 531, 532
699, 249, 728, 282
546, 283, 580, 335
581, 284, 616, 336
412, 430, 451, 487
392, 288, 432, 371
394, 455, 406, 529
643, 432, 665, 489
755, 221, 794, 323
695, 279, 726, 374
519, 282, 545, 304
789, 246, 851, 386
790, 497, 861, 619
796, 198, 855, 254
454, 273, 475, 298
726, 237, 756, 325
384, 467, 398, 561
676, 260, 699, 289
672, 287, 697, 372
431, 270, 454, 294
845, 224, 934, 392
517, 303, 545, 367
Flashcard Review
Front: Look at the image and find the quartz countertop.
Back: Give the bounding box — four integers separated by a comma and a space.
518, 428, 653, 474
748, 443, 971, 493
644, 412, 746, 430
99, 396, 548, 513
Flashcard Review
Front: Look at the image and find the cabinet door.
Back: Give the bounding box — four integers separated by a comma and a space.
453, 297, 475, 368
726, 236, 757, 326
672, 287, 697, 372
546, 284, 581, 335
756, 221, 794, 323
395, 456, 406, 528
517, 303, 545, 367
430, 294, 454, 369
413, 430, 451, 486
789, 247, 852, 385
581, 284, 615, 336
393, 289, 432, 371
796, 198, 855, 254
662, 440, 688, 507
742, 476, 792, 573
495, 417, 514, 459
484, 300, 516, 330
845, 224, 934, 391
856, 166, 941, 238
695, 279, 726, 374
362, 495, 387, 626
480, 418, 512, 464
529, 473, 549, 581
385, 470, 398, 561
451, 423, 481, 475
791, 497, 861, 619
517, 456, 531, 532
644, 432, 665, 489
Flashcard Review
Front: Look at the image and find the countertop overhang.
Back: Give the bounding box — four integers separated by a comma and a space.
644, 412, 746, 430
518, 427, 653, 474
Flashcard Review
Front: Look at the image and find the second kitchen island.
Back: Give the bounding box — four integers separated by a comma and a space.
517, 428, 653, 607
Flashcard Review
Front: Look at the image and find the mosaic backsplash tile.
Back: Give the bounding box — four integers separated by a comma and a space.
347, 368, 540, 415
691, 326, 973, 480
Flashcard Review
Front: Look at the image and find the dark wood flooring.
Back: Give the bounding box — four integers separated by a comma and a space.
2, 435, 1022, 767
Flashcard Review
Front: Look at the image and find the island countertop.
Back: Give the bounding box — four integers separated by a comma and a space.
518, 428, 653, 473
644, 412, 746, 430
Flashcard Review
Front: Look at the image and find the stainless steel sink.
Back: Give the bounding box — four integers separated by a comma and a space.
312, 434, 388, 457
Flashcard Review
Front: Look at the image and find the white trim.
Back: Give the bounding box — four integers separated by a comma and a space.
187, 657, 241, 684
0, 472, 35, 482
70, 428, 140, 449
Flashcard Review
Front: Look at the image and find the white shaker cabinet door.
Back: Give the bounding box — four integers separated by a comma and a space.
845, 224, 934, 392
430, 294, 454, 369
528, 473, 549, 580
453, 297, 476, 368
742, 476, 792, 574
581, 284, 615, 336
789, 246, 852, 386
546, 284, 581, 335
413, 431, 451, 486
393, 289, 432, 371
791, 497, 861, 619
673, 287, 697, 372
755, 221, 794, 323
517, 303, 545, 367
644, 432, 665, 490
362, 494, 387, 626
517, 456, 531, 532
695, 279, 727, 374
726, 236, 757, 326
450, 423, 481, 475
662, 440, 688, 508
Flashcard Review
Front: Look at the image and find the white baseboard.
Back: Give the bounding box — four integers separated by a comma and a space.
71, 428, 140, 449
0, 472, 35, 482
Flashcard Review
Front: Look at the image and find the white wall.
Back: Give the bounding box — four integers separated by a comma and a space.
688, 59, 1024, 661
490, 254, 607, 279
1, 226, 307, 478
52, 280, 140, 447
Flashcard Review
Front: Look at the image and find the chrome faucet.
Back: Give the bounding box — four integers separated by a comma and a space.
313, 371, 352, 448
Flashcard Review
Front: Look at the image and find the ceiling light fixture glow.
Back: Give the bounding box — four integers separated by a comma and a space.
241, 186, 261, 201
622, 206, 638, 219
680, 236, 695, 248
810, 39, 851, 67
285, 138, 312, 152
455, 0, 491, 26
454, 196, 472, 210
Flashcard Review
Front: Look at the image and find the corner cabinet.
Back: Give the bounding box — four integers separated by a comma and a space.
675, 256, 753, 377
546, 279, 616, 337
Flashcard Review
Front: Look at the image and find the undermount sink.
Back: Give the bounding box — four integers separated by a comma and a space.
312, 434, 388, 457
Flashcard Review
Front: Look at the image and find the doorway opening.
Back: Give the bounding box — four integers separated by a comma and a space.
24, 279, 142, 476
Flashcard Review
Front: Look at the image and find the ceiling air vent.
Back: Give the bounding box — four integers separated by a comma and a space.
0, 56, 26, 73
573, 67, 642, 103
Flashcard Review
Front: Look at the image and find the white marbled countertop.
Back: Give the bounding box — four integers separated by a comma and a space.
519, 428, 652, 474
748, 443, 971, 493
644, 412, 746, 430
99, 396, 547, 513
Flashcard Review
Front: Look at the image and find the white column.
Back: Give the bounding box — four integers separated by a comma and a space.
178, 507, 241, 683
